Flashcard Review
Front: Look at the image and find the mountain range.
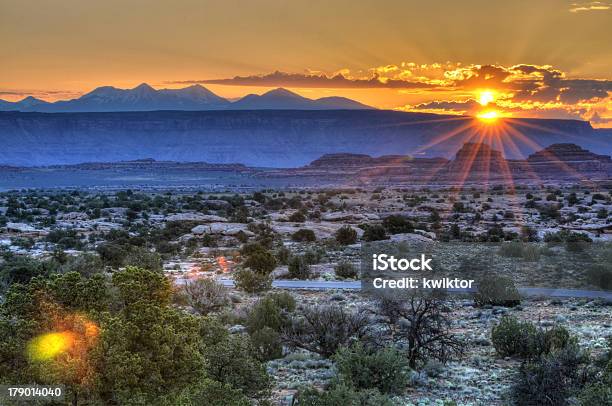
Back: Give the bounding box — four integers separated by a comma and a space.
0, 84, 372, 112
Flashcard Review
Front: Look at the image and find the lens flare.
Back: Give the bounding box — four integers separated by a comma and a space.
27, 331, 76, 361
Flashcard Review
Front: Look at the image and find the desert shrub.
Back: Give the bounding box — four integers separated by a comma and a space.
544, 230, 592, 252
288, 211, 306, 222
287, 256, 311, 280
240, 242, 266, 256
275, 246, 291, 265
474, 276, 521, 307
376, 294, 463, 368
96, 242, 128, 268
292, 228, 316, 242
60, 253, 105, 276
510, 344, 592, 406
302, 249, 324, 265
492, 316, 538, 358
382, 215, 414, 234
246, 293, 295, 361
586, 265, 612, 290
362, 225, 387, 242
578, 338, 612, 405
267, 291, 296, 312
233, 268, 272, 293
250, 327, 283, 361
123, 246, 163, 272
578, 383, 612, 406
491, 316, 574, 359
296, 383, 394, 406
243, 250, 277, 274
246, 294, 293, 334
181, 278, 230, 315
46, 228, 83, 249
173, 378, 250, 406
335, 226, 358, 245
203, 334, 271, 399
283, 305, 372, 358
334, 343, 410, 394
335, 261, 358, 279
0, 256, 55, 289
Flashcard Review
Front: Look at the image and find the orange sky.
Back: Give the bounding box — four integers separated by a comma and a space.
1, 0, 610, 126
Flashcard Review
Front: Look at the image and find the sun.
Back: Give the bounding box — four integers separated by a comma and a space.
476, 110, 500, 123
478, 90, 496, 106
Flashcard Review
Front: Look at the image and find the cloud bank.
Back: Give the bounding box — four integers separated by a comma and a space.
171, 63, 611, 126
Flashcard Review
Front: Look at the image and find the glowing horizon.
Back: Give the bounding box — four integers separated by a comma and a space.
1, 1, 610, 127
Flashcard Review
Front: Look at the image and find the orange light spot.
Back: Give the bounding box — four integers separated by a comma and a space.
216, 256, 229, 273
27, 332, 76, 361
477, 110, 500, 123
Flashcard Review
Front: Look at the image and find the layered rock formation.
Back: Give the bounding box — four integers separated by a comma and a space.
274, 142, 612, 185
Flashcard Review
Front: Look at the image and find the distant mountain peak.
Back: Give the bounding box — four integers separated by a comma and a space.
17, 96, 49, 107
134, 82, 154, 89
263, 88, 302, 98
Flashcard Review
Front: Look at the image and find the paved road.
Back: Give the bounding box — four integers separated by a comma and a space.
175, 278, 612, 300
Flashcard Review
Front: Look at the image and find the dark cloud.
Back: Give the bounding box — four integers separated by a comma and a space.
451, 64, 612, 105
410, 99, 483, 114
167, 70, 436, 89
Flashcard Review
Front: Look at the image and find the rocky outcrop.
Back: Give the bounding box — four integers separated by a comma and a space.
166, 213, 227, 223
273, 142, 611, 185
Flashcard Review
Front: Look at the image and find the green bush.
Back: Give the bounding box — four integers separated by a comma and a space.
362, 225, 387, 242
203, 334, 271, 399
292, 228, 316, 242
335, 226, 358, 245
288, 256, 312, 280
288, 211, 306, 222
302, 249, 324, 265
275, 246, 291, 265
250, 327, 283, 361
382, 215, 414, 234
544, 230, 592, 252
246, 295, 289, 334
173, 378, 250, 406
267, 291, 296, 312
233, 268, 272, 293
243, 250, 277, 274
240, 242, 267, 257
579, 383, 612, 405
335, 262, 358, 279
474, 276, 521, 307
333, 343, 410, 394
491, 316, 574, 359
296, 383, 394, 406
510, 344, 591, 406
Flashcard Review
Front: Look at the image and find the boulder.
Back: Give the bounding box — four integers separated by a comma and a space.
191, 222, 254, 236
166, 213, 227, 222
321, 212, 361, 221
